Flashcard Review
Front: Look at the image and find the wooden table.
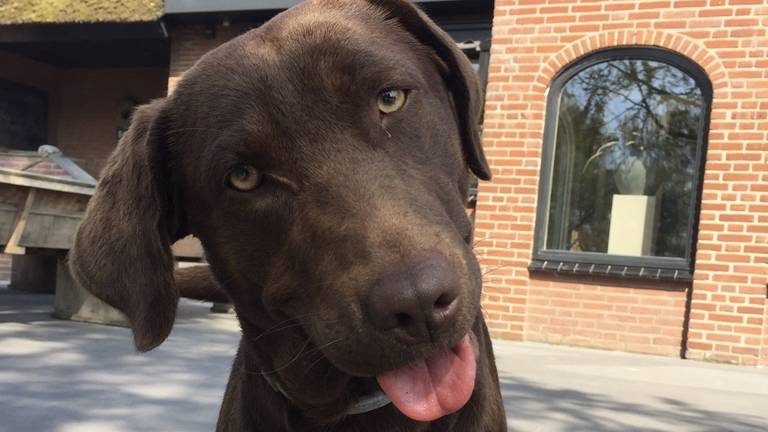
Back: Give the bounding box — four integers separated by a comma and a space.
0, 164, 208, 325
0, 167, 132, 324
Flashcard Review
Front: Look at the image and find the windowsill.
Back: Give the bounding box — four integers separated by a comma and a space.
528, 257, 692, 284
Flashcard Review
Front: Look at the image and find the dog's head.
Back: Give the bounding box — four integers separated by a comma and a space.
70, 0, 490, 423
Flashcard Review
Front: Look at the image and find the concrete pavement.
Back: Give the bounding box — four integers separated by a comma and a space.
494, 338, 768, 431
1, 289, 766, 431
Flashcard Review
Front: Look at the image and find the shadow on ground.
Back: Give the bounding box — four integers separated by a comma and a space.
500, 375, 767, 431
0, 290, 240, 432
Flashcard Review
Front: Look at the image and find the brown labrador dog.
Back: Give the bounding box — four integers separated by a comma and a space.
69, 0, 506, 430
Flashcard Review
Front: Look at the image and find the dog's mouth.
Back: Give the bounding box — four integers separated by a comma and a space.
375, 331, 478, 422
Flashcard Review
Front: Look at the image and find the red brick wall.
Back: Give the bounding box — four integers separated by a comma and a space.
55, 67, 168, 175
479, 0, 768, 365
524, 278, 689, 355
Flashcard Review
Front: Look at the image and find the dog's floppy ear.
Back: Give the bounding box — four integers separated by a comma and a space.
69, 99, 184, 352
368, 0, 492, 180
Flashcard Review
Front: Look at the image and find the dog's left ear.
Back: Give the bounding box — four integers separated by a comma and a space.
368, 0, 492, 180
69, 99, 185, 352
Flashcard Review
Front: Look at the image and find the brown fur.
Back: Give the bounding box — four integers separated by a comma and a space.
69, 1, 506, 430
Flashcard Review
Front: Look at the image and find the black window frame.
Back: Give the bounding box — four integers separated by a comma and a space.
530, 48, 713, 283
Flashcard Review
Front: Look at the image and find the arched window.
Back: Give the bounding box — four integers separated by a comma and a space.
531, 48, 712, 281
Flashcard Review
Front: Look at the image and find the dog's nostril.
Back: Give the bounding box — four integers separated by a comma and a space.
395, 313, 413, 327
434, 293, 454, 310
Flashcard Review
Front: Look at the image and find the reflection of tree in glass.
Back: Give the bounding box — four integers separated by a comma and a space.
548, 59, 704, 257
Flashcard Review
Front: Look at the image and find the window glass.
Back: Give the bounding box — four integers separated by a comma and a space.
0, 79, 48, 151
545, 58, 705, 258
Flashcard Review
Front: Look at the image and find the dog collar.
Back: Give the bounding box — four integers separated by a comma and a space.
262, 373, 392, 416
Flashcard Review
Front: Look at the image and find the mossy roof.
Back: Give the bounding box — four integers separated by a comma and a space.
0, 0, 164, 25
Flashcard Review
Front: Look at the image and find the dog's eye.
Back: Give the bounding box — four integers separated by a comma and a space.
378, 89, 407, 114
227, 165, 262, 192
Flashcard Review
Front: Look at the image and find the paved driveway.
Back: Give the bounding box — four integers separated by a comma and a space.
1, 289, 766, 431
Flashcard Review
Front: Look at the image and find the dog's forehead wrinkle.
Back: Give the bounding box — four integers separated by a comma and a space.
278, 0, 385, 37
239, 4, 434, 92
177, 24, 446, 163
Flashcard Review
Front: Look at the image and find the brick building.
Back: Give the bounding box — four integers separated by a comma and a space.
478, 0, 767, 366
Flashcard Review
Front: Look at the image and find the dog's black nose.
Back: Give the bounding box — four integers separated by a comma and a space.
365, 254, 461, 344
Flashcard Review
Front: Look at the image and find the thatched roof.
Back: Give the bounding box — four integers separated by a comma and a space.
0, 0, 164, 25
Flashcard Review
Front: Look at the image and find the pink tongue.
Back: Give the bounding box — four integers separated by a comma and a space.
376, 334, 477, 422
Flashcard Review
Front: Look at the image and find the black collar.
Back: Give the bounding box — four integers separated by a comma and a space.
261, 373, 392, 416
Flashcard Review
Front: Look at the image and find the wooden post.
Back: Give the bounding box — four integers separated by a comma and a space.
3, 189, 36, 255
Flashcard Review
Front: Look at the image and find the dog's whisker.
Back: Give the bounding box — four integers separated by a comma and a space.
305, 337, 346, 357
472, 235, 493, 248
248, 313, 341, 343
303, 351, 331, 375
481, 264, 511, 278
249, 321, 305, 344
258, 337, 314, 375
302, 338, 346, 375
247, 335, 346, 377
248, 312, 311, 335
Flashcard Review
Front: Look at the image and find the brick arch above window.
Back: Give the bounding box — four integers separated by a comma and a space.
533, 30, 730, 100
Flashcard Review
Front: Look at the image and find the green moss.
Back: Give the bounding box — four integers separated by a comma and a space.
0, 0, 164, 25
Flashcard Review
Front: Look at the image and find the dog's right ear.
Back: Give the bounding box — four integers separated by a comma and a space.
364, 0, 492, 180
69, 99, 183, 352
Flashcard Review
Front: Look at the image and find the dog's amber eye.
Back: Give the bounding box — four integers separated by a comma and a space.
227, 165, 261, 191
378, 89, 407, 114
